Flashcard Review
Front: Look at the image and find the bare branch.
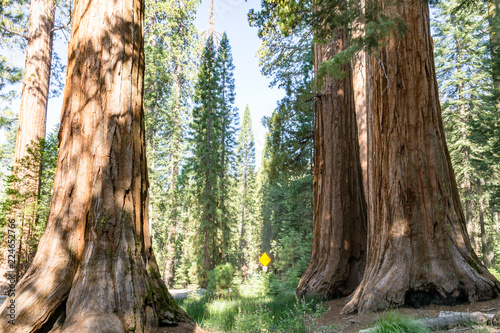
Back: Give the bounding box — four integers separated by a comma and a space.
0, 26, 28, 40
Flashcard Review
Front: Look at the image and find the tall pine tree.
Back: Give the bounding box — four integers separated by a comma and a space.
189, 32, 238, 283
215, 32, 238, 266
236, 105, 256, 272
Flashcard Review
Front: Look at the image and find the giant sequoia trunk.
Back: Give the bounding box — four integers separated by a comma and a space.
353, 0, 369, 199
0, 0, 55, 294
343, 0, 500, 314
0, 0, 197, 331
297, 30, 367, 299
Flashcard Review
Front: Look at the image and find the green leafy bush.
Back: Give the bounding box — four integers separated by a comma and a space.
207, 263, 236, 297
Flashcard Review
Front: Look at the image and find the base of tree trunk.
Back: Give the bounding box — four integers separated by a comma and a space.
344, 276, 499, 315
342, 0, 500, 315
297, 29, 367, 300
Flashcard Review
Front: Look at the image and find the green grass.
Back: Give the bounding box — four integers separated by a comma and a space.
176, 274, 326, 333
368, 312, 429, 333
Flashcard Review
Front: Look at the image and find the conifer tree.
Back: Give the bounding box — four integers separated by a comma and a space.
250, 5, 315, 279
236, 105, 256, 270
190, 35, 223, 280
188, 31, 238, 283
215, 32, 238, 265
144, 0, 200, 287
433, 0, 498, 266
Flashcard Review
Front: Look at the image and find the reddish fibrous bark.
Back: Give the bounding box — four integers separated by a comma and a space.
353, 0, 369, 200
343, 0, 500, 314
0, 0, 198, 331
0, 0, 55, 293
297, 30, 367, 299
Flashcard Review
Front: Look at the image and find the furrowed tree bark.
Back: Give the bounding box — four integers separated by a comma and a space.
0, 0, 55, 294
0, 0, 197, 331
297, 29, 367, 299
343, 0, 500, 314
353, 0, 369, 200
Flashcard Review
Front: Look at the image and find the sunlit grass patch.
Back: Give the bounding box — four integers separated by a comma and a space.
368, 312, 428, 333
177, 275, 326, 332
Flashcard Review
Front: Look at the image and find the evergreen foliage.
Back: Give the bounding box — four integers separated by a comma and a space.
235, 105, 258, 272
433, 0, 500, 266
250, 4, 315, 284
189, 34, 223, 277
215, 32, 239, 266
143, 0, 200, 286
0, 125, 59, 265
187, 31, 239, 280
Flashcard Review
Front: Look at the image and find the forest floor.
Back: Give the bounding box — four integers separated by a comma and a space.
172, 275, 500, 332
170, 288, 205, 299
316, 296, 500, 332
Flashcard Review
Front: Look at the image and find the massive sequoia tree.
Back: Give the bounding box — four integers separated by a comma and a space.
297, 30, 367, 299
353, 0, 369, 199
342, 0, 500, 314
0, 0, 198, 331
0, 0, 55, 293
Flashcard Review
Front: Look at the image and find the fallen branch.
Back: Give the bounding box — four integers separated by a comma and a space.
419, 311, 499, 330
359, 311, 500, 333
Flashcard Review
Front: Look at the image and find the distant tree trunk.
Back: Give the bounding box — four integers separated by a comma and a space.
297, 29, 367, 299
240, 160, 248, 268
479, 197, 490, 267
456, 51, 477, 252
163, 66, 182, 288
204, 114, 212, 275
343, 0, 500, 314
489, 0, 499, 111
0, 0, 196, 331
0, 0, 55, 294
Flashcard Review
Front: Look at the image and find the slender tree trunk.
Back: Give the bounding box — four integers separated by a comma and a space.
219, 87, 226, 265
163, 67, 182, 288
204, 108, 211, 275
479, 197, 489, 267
461, 119, 476, 252
0, 0, 197, 331
489, 0, 500, 111
343, 0, 500, 314
456, 49, 477, 252
240, 160, 248, 268
0, 0, 55, 295
297, 29, 367, 299
479, 182, 494, 268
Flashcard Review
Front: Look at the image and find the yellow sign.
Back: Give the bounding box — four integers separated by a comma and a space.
259, 253, 271, 266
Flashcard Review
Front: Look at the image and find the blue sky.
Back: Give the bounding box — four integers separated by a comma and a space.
194, 0, 284, 166
4, 0, 284, 167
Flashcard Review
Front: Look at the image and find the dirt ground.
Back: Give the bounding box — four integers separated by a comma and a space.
314, 297, 500, 332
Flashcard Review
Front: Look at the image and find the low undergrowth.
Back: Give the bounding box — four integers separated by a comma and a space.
366, 312, 491, 333
176, 272, 330, 332
368, 313, 429, 333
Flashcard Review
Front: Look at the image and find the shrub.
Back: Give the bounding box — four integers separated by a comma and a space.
207, 263, 236, 297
